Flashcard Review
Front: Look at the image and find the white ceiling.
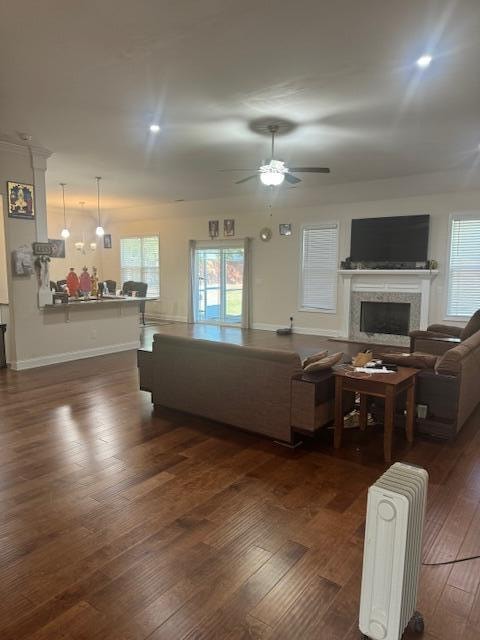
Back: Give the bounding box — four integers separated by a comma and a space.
1, 0, 480, 218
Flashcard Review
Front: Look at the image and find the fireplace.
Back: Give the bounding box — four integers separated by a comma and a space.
360, 301, 410, 336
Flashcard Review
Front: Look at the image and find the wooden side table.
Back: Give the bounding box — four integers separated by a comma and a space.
333, 366, 418, 463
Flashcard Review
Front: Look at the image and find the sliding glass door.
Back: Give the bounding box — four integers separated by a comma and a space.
195, 246, 244, 324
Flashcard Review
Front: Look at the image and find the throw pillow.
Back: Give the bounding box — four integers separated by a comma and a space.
303, 352, 343, 372
302, 350, 328, 368
380, 352, 438, 370
461, 309, 480, 340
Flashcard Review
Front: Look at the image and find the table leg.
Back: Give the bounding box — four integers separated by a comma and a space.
334, 376, 344, 449
359, 394, 368, 431
384, 387, 395, 464
405, 379, 416, 443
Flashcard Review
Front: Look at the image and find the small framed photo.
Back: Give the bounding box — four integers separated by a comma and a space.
48, 239, 66, 258
208, 220, 219, 238
224, 219, 235, 237
103, 234, 112, 249
33, 242, 53, 257
279, 223, 292, 237
8, 181, 35, 219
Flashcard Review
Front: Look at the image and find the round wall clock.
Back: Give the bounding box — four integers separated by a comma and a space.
259, 227, 272, 242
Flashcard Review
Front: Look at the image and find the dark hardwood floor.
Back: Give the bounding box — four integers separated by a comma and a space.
0, 340, 479, 639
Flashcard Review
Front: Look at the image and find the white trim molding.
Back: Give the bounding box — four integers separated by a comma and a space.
338, 269, 438, 341
10, 340, 140, 371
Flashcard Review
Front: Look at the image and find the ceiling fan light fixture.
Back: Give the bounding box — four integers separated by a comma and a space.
259, 160, 287, 186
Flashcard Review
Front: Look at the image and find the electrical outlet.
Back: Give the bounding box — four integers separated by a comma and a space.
90, 328, 97, 340
416, 404, 428, 419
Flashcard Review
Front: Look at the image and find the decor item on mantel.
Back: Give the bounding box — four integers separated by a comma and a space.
7, 181, 35, 219
224, 219, 235, 237
208, 220, 219, 239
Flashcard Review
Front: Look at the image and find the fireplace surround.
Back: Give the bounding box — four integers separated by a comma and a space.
339, 269, 438, 346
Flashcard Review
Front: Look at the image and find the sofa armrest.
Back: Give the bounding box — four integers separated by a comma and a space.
426, 323, 463, 338
410, 333, 461, 356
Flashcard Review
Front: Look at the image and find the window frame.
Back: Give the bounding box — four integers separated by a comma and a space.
444, 212, 480, 321
298, 222, 339, 314
119, 234, 160, 298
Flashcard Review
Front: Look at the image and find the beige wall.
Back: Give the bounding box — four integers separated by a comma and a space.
101, 189, 480, 334
47, 211, 104, 284
1, 140, 140, 369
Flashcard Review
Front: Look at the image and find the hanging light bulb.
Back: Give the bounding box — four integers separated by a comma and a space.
95, 176, 105, 236
59, 183, 70, 238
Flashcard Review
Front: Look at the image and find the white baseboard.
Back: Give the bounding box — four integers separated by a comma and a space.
145, 313, 188, 323
11, 340, 140, 371
251, 322, 340, 338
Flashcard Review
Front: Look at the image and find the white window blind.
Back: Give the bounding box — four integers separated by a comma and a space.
300, 224, 339, 311
120, 236, 160, 297
446, 215, 480, 317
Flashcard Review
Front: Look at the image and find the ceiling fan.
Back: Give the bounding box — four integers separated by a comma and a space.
229, 124, 330, 186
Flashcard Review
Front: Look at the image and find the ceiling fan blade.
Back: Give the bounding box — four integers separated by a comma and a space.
235, 175, 258, 184
218, 169, 257, 172
284, 173, 302, 184
289, 167, 331, 173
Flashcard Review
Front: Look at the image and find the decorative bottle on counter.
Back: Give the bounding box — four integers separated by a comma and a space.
66, 268, 80, 297
79, 266, 92, 297
91, 266, 99, 297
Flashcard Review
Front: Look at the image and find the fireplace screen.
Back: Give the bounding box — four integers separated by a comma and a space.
360, 301, 410, 336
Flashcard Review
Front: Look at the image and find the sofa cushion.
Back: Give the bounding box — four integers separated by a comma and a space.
304, 352, 343, 372
380, 352, 438, 370
461, 309, 480, 340
302, 350, 328, 369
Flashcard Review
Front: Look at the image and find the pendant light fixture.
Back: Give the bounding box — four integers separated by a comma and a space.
60, 183, 70, 239
95, 176, 105, 237
75, 201, 86, 252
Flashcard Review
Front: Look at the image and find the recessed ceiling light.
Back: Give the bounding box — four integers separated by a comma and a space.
416, 55, 432, 69
149, 124, 161, 133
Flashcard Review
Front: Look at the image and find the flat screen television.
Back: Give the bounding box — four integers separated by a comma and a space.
350, 215, 430, 263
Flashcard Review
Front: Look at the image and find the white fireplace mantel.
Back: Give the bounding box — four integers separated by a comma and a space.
338, 269, 439, 340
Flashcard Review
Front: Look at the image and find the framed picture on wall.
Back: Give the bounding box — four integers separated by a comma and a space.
208, 220, 219, 238
7, 181, 35, 219
224, 219, 235, 237
279, 223, 292, 236
103, 234, 112, 249
48, 239, 66, 258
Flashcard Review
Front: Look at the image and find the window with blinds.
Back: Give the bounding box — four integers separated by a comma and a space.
120, 236, 159, 297
300, 223, 339, 312
446, 215, 480, 318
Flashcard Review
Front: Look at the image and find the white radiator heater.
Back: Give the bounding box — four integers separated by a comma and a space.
359, 462, 428, 640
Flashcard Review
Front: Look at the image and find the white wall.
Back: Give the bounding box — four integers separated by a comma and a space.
101, 188, 480, 333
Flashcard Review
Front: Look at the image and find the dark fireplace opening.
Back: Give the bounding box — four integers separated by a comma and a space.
360, 301, 410, 336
